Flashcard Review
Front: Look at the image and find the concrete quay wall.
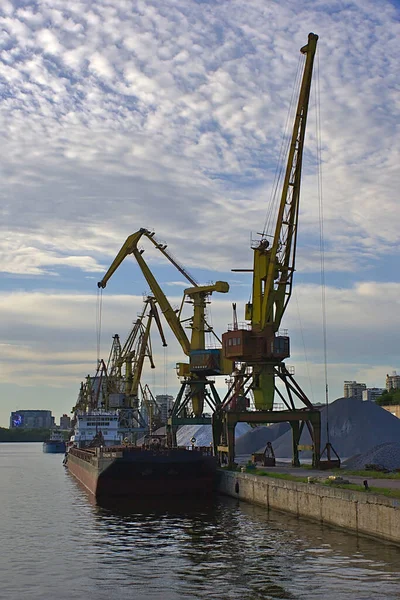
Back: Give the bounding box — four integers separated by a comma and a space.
217, 471, 400, 545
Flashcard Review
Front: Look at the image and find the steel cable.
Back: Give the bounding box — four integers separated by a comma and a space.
315, 50, 330, 443
96, 287, 103, 364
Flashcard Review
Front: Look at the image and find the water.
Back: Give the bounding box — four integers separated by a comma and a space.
1, 443, 399, 600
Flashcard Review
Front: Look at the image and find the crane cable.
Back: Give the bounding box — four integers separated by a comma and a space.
164, 345, 168, 397
96, 287, 103, 364
294, 289, 314, 404
315, 51, 330, 444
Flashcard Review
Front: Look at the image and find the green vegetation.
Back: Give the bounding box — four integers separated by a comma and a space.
336, 469, 400, 479
245, 469, 400, 500
0, 427, 51, 442
324, 481, 400, 500
376, 388, 400, 406
256, 470, 309, 483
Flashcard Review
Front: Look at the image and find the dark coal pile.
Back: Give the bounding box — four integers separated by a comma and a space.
270, 397, 400, 459
343, 442, 400, 472
235, 422, 291, 455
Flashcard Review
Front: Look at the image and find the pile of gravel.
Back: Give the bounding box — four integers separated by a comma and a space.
264, 397, 400, 459
343, 442, 400, 472
235, 422, 291, 454
139, 398, 400, 461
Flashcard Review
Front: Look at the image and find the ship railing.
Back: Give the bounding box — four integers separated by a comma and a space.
91, 444, 214, 456
184, 445, 214, 456
70, 447, 95, 463
226, 322, 251, 332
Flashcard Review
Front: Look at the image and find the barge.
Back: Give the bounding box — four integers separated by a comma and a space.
66, 444, 217, 498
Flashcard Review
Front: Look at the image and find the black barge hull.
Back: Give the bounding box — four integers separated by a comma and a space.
67, 445, 217, 498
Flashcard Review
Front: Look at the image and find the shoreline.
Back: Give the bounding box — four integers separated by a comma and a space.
217, 469, 400, 546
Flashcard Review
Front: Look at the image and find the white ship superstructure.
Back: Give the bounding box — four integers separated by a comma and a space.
69, 411, 121, 448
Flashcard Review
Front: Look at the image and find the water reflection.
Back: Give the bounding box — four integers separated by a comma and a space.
91, 495, 296, 600
87, 494, 400, 600
2, 445, 400, 600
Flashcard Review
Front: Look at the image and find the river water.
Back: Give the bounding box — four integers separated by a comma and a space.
0, 443, 399, 600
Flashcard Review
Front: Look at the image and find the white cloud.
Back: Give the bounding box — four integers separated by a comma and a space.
36, 28, 63, 55
0, 0, 399, 425
0, 0, 397, 279
0, 277, 398, 424
89, 52, 114, 79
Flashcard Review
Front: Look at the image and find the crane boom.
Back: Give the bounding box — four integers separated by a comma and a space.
264, 33, 318, 329
129, 299, 166, 397
98, 229, 191, 356
252, 32, 318, 332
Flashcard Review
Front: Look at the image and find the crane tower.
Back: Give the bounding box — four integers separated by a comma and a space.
213, 33, 322, 468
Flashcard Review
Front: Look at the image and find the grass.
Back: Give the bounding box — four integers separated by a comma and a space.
333, 469, 400, 479
325, 482, 400, 500
256, 471, 309, 483
245, 469, 400, 500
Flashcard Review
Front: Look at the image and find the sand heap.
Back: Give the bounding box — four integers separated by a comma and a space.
269, 397, 400, 459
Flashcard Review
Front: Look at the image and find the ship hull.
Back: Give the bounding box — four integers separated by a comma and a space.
43, 440, 66, 453
66, 446, 218, 498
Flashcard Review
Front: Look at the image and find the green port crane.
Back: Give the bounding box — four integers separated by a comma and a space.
213, 33, 322, 468
97, 228, 232, 445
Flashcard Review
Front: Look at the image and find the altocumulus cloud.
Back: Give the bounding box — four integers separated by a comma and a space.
0, 0, 398, 273
0, 0, 399, 423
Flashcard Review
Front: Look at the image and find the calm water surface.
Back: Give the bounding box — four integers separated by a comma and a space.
0, 443, 399, 600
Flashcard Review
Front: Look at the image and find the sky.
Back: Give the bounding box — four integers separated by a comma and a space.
1, 0, 399, 427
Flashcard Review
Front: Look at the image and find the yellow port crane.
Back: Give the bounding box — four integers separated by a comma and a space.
214, 33, 322, 468
106, 296, 166, 403
140, 383, 163, 433
72, 296, 166, 436
98, 228, 232, 444
104, 296, 167, 434
71, 358, 109, 419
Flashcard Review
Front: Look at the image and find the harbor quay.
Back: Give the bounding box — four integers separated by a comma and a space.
217, 469, 400, 546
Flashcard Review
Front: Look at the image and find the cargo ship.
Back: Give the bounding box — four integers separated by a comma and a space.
66, 442, 217, 498
43, 430, 66, 453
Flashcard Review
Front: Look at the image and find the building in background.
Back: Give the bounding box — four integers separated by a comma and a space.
9, 410, 54, 429
386, 371, 400, 391
59, 414, 71, 430
381, 405, 400, 419
362, 388, 385, 402
156, 395, 174, 424
343, 381, 366, 400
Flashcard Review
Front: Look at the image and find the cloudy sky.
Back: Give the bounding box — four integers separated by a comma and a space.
1, 0, 399, 427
